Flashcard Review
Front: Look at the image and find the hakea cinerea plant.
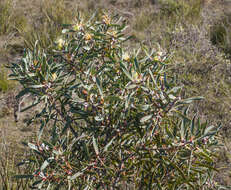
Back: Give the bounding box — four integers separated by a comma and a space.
9, 13, 224, 189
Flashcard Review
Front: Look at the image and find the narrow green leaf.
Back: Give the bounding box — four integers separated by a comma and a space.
167, 86, 182, 94
69, 172, 83, 180
28, 143, 38, 151
180, 119, 185, 140
165, 157, 187, 180
13, 174, 33, 179
38, 120, 45, 141
32, 179, 43, 186
96, 77, 103, 97
20, 101, 40, 113
104, 137, 115, 152
16, 88, 30, 100
122, 68, 133, 81
93, 136, 99, 155
149, 69, 155, 83
41, 160, 49, 171
126, 84, 137, 90
29, 84, 45, 88
134, 57, 140, 73
165, 125, 173, 138
139, 104, 150, 111
83, 142, 90, 160
190, 115, 196, 135
178, 96, 204, 104
140, 114, 152, 123
204, 125, 215, 135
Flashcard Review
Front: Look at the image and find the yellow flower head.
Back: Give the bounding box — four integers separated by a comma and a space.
102, 14, 111, 25
107, 30, 117, 38
73, 22, 83, 31
51, 73, 57, 81
122, 52, 130, 62
159, 76, 164, 81
154, 56, 160, 62
84, 33, 92, 41
132, 70, 142, 82
33, 60, 38, 66
154, 51, 163, 61
56, 38, 65, 50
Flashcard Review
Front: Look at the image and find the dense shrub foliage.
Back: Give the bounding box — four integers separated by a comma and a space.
9, 13, 222, 189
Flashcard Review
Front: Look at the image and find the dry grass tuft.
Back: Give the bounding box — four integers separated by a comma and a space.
0, 65, 17, 92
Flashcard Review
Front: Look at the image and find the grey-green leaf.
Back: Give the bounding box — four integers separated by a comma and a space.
93, 136, 99, 155
140, 114, 152, 123
69, 172, 83, 180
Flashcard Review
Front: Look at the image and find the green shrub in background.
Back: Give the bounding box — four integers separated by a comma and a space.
0, 65, 16, 92
210, 13, 231, 57
9, 13, 224, 189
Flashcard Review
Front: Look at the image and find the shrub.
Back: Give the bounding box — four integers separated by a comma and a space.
9, 13, 222, 189
210, 13, 231, 57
